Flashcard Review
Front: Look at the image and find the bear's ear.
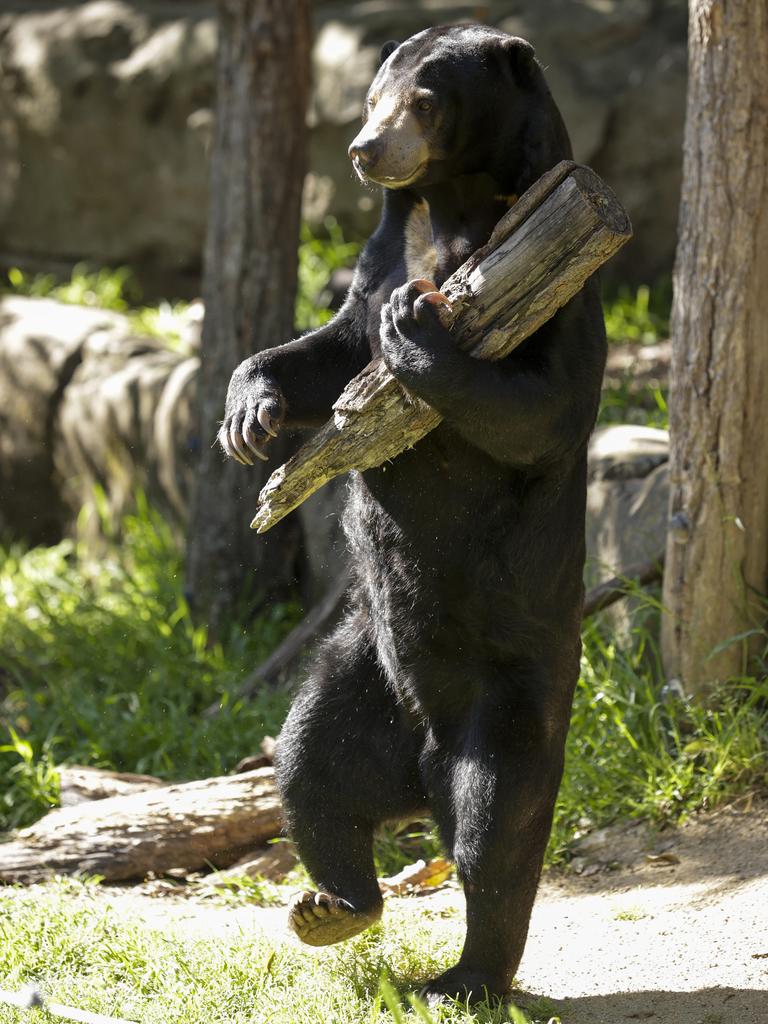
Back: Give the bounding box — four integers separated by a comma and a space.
379, 40, 400, 66
502, 35, 537, 84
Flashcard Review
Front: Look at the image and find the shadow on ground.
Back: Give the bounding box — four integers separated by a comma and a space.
523, 986, 766, 1024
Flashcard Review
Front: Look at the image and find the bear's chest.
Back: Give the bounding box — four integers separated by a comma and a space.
402, 199, 487, 286
367, 195, 509, 356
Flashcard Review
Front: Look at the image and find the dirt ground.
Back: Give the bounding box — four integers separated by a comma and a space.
104, 800, 768, 1024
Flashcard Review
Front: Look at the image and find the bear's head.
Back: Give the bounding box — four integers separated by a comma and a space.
348, 25, 572, 196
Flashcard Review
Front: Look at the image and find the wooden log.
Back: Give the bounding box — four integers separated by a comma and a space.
57, 765, 166, 807
0, 768, 281, 884
252, 161, 632, 533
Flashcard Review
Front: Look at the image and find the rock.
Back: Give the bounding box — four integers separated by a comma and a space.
54, 329, 199, 538
585, 425, 670, 634
0, 296, 130, 544
589, 425, 670, 483
0, 0, 687, 291
0, 0, 216, 297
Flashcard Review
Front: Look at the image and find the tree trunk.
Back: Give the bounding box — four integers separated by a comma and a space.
186, 0, 312, 635
662, 1, 768, 696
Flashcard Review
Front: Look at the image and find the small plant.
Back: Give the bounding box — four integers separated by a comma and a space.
4, 221, 360, 347
550, 616, 768, 863
4, 264, 195, 350
296, 217, 360, 331
0, 727, 59, 830
613, 905, 648, 922
602, 280, 671, 345
5, 263, 140, 310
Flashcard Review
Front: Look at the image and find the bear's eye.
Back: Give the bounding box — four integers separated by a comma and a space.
417, 99, 433, 112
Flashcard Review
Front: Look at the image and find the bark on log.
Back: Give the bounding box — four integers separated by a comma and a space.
57, 766, 166, 807
0, 768, 281, 884
252, 161, 632, 533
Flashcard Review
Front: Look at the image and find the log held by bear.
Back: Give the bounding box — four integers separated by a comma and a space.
251, 160, 631, 533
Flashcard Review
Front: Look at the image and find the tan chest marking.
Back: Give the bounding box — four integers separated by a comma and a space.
404, 199, 438, 283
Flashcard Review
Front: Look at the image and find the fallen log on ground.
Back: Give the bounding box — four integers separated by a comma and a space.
0, 768, 281, 884
57, 765, 166, 807
252, 160, 632, 533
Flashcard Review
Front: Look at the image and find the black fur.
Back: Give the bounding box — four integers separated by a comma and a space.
221, 25, 606, 1002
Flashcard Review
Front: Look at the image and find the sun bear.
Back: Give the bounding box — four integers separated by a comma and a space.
218, 24, 607, 1004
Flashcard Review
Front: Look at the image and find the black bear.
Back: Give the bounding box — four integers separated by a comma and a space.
219, 24, 606, 1003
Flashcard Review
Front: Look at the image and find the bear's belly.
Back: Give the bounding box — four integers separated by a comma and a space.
342, 438, 586, 691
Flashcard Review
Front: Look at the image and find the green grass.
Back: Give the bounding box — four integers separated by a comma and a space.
550, 611, 768, 862
602, 280, 671, 346
599, 280, 671, 430
3, 241, 668, 350
2, 219, 361, 347
0, 880, 558, 1024
0, 498, 299, 832
295, 218, 360, 331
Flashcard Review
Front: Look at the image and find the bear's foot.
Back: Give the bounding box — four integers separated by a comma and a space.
287, 890, 382, 947
419, 967, 508, 1008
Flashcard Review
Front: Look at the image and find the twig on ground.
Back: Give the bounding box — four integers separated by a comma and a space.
582, 551, 665, 618
0, 986, 137, 1024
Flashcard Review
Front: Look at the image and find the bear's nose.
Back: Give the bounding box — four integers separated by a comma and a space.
348, 138, 382, 171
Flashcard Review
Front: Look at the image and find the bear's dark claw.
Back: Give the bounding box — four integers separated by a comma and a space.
243, 428, 269, 460
257, 406, 278, 437
229, 422, 253, 465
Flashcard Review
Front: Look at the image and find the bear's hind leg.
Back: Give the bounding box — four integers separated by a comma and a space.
275, 618, 425, 947
420, 670, 574, 1004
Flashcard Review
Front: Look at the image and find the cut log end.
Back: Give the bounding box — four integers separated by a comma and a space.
570, 165, 633, 238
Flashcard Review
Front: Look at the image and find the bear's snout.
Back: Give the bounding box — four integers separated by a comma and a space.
348, 137, 383, 172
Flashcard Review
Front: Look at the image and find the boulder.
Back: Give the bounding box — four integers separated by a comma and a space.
0, 294, 199, 544
0, 0, 687, 292
585, 425, 670, 633
0, 296, 132, 543
0, 0, 216, 297
54, 330, 199, 538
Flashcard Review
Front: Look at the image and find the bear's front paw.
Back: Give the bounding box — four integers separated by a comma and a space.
379, 279, 454, 391
218, 360, 285, 466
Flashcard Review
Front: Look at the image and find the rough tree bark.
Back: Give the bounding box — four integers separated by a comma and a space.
186, 0, 312, 634
662, 0, 768, 695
